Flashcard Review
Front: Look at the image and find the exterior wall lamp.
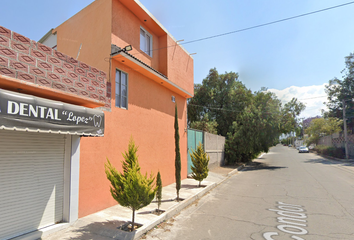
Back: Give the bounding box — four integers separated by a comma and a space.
110, 44, 133, 55
123, 45, 132, 52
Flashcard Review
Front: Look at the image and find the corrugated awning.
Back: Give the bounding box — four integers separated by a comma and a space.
0, 88, 104, 136
111, 50, 193, 98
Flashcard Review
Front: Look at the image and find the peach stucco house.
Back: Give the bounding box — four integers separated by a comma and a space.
0, 0, 193, 239
41, 0, 194, 220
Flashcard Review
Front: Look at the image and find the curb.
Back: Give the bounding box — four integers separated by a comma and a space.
135, 164, 246, 239
227, 164, 245, 177
135, 182, 217, 239
315, 153, 354, 163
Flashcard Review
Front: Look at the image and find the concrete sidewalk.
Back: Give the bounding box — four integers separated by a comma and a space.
41, 165, 243, 240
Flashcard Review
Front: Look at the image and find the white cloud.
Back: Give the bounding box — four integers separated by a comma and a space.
268, 84, 328, 119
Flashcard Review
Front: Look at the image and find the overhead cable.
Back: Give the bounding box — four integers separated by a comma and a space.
123, 1, 354, 59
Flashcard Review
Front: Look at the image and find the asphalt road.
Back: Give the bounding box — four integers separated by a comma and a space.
142, 144, 354, 240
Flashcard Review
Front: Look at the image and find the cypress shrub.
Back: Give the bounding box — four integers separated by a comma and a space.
189, 143, 209, 187
174, 104, 181, 201
156, 171, 162, 212
105, 138, 156, 231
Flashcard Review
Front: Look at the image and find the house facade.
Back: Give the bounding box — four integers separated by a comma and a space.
0, 25, 108, 239
0, 0, 193, 238
41, 0, 194, 221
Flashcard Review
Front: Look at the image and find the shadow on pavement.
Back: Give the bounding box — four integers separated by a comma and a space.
69, 220, 135, 240
305, 158, 354, 166
137, 210, 153, 215
209, 165, 242, 176
151, 199, 175, 203
241, 161, 287, 171
181, 183, 205, 189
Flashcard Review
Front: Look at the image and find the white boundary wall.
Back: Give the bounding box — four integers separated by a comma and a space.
204, 132, 225, 167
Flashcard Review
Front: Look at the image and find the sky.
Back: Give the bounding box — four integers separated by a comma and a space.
1, 0, 354, 118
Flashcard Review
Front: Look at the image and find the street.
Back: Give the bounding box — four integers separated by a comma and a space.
142, 144, 354, 240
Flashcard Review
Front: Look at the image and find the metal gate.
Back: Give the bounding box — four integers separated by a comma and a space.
0, 130, 65, 239
187, 129, 204, 174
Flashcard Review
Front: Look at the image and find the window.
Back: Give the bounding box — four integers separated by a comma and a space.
140, 27, 152, 57
115, 69, 128, 109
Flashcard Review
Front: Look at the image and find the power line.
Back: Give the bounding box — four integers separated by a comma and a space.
180, 1, 354, 46
188, 101, 329, 115
188, 96, 329, 112
121, 1, 354, 59
298, 96, 327, 101
277, 96, 327, 102
188, 103, 282, 115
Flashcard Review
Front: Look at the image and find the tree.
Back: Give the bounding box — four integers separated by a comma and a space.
322, 117, 343, 136
305, 117, 343, 145
303, 116, 321, 129
324, 52, 354, 129
189, 143, 209, 187
174, 104, 181, 201
190, 113, 218, 134
225, 91, 283, 164
253, 90, 283, 150
156, 171, 162, 212
305, 118, 325, 145
188, 68, 253, 137
225, 104, 262, 163
188, 68, 304, 165
280, 98, 306, 135
105, 138, 156, 231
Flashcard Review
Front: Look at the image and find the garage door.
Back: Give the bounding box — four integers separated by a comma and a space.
0, 130, 65, 239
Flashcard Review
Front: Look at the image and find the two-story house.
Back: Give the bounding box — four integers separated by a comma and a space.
0, 0, 193, 239
40, 0, 194, 226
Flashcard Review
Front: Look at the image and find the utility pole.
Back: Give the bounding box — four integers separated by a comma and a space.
342, 100, 349, 159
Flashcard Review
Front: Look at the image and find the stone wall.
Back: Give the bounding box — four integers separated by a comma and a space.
318, 132, 354, 158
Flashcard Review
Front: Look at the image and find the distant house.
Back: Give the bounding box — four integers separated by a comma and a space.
0, 0, 194, 238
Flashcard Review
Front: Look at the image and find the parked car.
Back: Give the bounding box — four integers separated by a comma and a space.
288, 144, 292, 147
299, 146, 309, 153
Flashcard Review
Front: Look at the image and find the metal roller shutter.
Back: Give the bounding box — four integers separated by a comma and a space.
0, 130, 65, 240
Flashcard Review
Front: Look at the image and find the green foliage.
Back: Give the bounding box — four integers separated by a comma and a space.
174, 104, 181, 201
322, 117, 343, 136
105, 138, 156, 231
189, 143, 209, 187
324, 51, 354, 128
190, 113, 218, 134
121, 137, 140, 174
188, 68, 253, 137
314, 145, 345, 159
280, 136, 296, 146
305, 117, 342, 145
188, 68, 306, 165
225, 91, 284, 164
225, 105, 261, 164
156, 171, 162, 211
280, 98, 306, 135
305, 118, 325, 145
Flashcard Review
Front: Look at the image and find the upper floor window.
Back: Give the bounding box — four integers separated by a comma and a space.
115, 69, 128, 109
140, 27, 152, 57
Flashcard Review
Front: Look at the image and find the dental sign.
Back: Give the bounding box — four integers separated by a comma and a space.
0, 89, 104, 136
7, 101, 62, 121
